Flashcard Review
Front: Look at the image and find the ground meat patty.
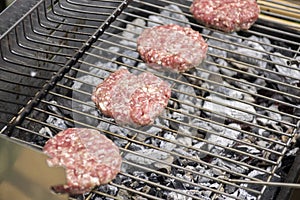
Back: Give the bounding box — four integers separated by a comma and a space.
43, 128, 122, 194
91, 68, 129, 117
190, 0, 260, 32
129, 72, 171, 125
92, 68, 171, 126
137, 24, 208, 73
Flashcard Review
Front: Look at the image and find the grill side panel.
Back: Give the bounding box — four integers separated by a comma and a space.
0, 0, 129, 131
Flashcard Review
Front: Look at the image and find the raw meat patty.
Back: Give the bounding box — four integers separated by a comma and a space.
190, 0, 260, 32
92, 68, 171, 126
43, 128, 122, 194
137, 24, 208, 73
91, 68, 129, 117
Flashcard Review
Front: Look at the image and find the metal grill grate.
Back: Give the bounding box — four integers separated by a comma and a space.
0, 0, 127, 130
1, 0, 300, 200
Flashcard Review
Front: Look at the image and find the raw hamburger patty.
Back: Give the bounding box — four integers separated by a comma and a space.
90, 68, 130, 117
190, 0, 260, 32
92, 68, 171, 126
137, 24, 208, 73
43, 128, 122, 194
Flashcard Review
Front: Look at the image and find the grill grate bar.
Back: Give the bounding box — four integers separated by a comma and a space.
48, 86, 286, 157
81, 48, 298, 133
66, 58, 291, 146
28, 14, 91, 43
56, 2, 119, 16
102, 27, 300, 93
0, 86, 40, 98
108, 183, 164, 200
1, 0, 300, 199
110, 16, 300, 79
90, 46, 296, 118
54, 77, 288, 156
68, 63, 291, 148
33, 99, 276, 176
258, 0, 300, 23
11, 115, 264, 200
118, 161, 251, 200
37, 95, 279, 173
7, 32, 68, 65
126, 1, 300, 41
95, 26, 300, 108
163, 106, 286, 148
120, 150, 262, 195
184, 68, 300, 117
10, 119, 264, 200
9, 95, 281, 199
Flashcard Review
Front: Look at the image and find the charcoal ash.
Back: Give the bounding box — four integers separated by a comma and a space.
94, 185, 119, 198
229, 79, 257, 95
169, 111, 195, 145
245, 173, 282, 199
147, 5, 190, 27
203, 95, 256, 122
123, 148, 174, 173
212, 158, 249, 175
269, 53, 300, 82
34, 2, 300, 200
167, 190, 210, 200
46, 115, 68, 130
222, 188, 257, 200
266, 104, 282, 125
202, 29, 241, 58
204, 79, 256, 103
175, 83, 202, 115
267, 53, 300, 103
159, 132, 177, 151
121, 18, 146, 47
206, 123, 241, 153
120, 50, 139, 67
192, 121, 242, 157
216, 58, 238, 77
234, 145, 260, 154
114, 173, 169, 199
227, 38, 269, 70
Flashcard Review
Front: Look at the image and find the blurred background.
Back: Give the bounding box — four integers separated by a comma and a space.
0, 0, 14, 12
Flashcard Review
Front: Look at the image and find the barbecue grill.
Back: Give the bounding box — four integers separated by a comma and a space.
1, 0, 300, 199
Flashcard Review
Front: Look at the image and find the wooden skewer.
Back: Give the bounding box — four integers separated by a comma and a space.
230, 179, 300, 189
258, 0, 300, 9
258, 0, 300, 19
259, 14, 300, 31
257, 0, 300, 32
259, 4, 300, 19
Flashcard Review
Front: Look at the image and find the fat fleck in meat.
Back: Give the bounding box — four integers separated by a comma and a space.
137, 24, 208, 73
91, 68, 130, 117
43, 128, 122, 194
92, 68, 171, 127
190, 0, 260, 32
129, 72, 171, 125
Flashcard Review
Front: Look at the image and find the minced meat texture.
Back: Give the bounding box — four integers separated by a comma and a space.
43, 128, 122, 194
190, 0, 260, 32
137, 24, 208, 73
128, 72, 171, 125
91, 68, 130, 117
92, 68, 171, 127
